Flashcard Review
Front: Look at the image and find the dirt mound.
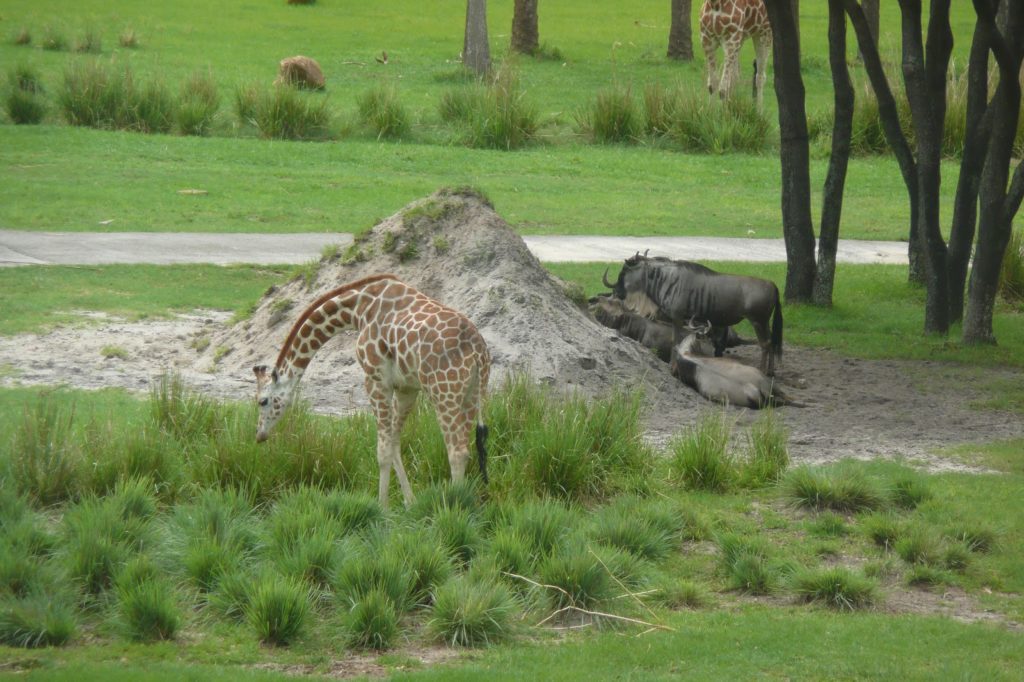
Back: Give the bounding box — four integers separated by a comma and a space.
198, 187, 697, 415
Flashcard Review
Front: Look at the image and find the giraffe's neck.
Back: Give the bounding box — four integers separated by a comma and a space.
273, 275, 400, 381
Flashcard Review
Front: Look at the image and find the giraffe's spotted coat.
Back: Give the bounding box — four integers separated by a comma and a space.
253, 274, 490, 510
700, 0, 772, 107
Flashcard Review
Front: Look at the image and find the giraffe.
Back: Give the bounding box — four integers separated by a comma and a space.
700, 0, 772, 108
253, 273, 491, 510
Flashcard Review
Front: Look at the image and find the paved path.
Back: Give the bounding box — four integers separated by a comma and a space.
0, 230, 908, 267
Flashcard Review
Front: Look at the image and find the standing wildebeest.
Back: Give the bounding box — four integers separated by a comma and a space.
603, 253, 783, 375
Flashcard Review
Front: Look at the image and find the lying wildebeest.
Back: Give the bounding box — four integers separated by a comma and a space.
671, 321, 793, 409
604, 252, 782, 375
589, 295, 752, 363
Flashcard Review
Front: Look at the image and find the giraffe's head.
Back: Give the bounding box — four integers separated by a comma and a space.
253, 364, 292, 442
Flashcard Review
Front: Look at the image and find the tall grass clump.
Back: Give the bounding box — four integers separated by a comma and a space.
5, 64, 46, 125
668, 411, 735, 492
438, 85, 484, 124
577, 84, 641, 143
246, 573, 311, 646
428, 575, 518, 647
59, 60, 174, 133
333, 544, 414, 613
177, 71, 219, 136
782, 466, 885, 513
999, 228, 1024, 305
346, 589, 399, 650
73, 28, 102, 54
588, 497, 677, 561
12, 28, 32, 46
861, 512, 904, 550
168, 488, 258, 591
642, 82, 682, 137
537, 541, 614, 610
357, 84, 409, 139
463, 64, 538, 150
386, 529, 454, 607
234, 82, 332, 140
116, 578, 181, 641
149, 373, 220, 442
669, 91, 772, 154
0, 594, 76, 648
717, 533, 775, 595
8, 398, 81, 505
118, 28, 139, 49
790, 567, 877, 611
741, 409, 789, 487
41, 26, 67, 51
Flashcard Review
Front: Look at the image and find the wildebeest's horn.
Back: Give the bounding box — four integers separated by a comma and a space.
602, 267, 614, 289
643, 249, 649, 258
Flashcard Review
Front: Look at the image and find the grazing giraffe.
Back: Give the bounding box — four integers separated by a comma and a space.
700, 0, 772, 107
253, 274, 490, 509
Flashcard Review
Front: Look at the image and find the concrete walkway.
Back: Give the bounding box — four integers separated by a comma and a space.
0, 230, 908, 267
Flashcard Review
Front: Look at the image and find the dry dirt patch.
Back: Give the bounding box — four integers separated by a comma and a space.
1, 188, 1021, 471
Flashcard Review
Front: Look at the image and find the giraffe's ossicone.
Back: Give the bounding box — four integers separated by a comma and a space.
253, 274, 491, 509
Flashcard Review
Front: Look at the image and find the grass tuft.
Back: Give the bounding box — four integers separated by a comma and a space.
0, 594, 76, 648
999, 228, 1024, 305
178, 71, 219, 136
668, 412, 735, 492
782, 466, 886, 513
117, 578, 181, 641
428, 575, 518, 646
246, 574, 310, 646
791, 567, 877, 611
742, 409, 790, 487
346, 589, 399, 650
577, 84, 640, 143
357, 84, 410, 139
235, 82, 333, 140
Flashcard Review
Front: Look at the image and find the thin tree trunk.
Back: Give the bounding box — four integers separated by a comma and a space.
964, 0, 1023, 344
844, 0, 922, 290
814, 0, 855, 306
860, 0, 881, 61
668, 0, 694, 60
764, 0, 816, 303
898, 0, 953, 334
510, 0, 539, 55
464, 0, 491, 76
946, 21, 992, 324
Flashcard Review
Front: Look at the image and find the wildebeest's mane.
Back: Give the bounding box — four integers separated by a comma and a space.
624, 255, 717, 276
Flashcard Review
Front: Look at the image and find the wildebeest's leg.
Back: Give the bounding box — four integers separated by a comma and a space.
749, 318, 772, 376
711, 326, 728, 357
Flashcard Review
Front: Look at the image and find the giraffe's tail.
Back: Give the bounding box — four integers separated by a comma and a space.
475, 423, 489, 485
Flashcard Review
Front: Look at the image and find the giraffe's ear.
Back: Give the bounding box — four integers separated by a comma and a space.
254, 365, 270, 386
271, 368, 279, 383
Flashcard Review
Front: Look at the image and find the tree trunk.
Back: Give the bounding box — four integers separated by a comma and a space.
668, 0, 694, 61
764, 0, 816, 303
964, 0, 1024, 344
898, 0, 953, 335
814, 0, 855, 306
946, 21, 992, 324
510, 0, 539, 55
464, 0, 491, 76
861, 0, 881, 59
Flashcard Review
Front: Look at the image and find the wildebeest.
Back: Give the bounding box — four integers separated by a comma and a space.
671, 321, 792, 409
589, 295, 752, 363
604, 253, 782, 375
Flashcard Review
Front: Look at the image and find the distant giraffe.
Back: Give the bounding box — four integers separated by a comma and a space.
700, 0, 772, 107
253, 274, 491, 509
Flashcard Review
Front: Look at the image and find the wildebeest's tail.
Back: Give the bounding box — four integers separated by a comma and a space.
771, 287, 784, 364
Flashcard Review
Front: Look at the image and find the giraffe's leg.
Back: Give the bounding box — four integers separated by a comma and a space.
365, 380, 396, 510
753, 34, 770, 108
701, 33, 719, 96
389, 389, 418, 507
720, 34, 743, 99
441, 411, 472, 482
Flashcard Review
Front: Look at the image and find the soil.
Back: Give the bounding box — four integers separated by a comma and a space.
1, 187, 1021, 474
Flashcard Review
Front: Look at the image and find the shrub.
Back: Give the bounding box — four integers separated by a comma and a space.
357, 84, 409, 139
246, 574, 310, 646
668, 412, 735, 492
790, 567, 877, 611
428, 576, 518, 647
578, 85, 641, 143
669, 90, 772, 154
117, 579, 181, 641
235, 83, 333, 140
4, 88, 46, 125
463, 64, 538, 150
178, 71, 219, 136
0, 594, 76, 647
346, 589, 399, 650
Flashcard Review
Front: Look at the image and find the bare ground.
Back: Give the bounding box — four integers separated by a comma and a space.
1, 188, 1020, 474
